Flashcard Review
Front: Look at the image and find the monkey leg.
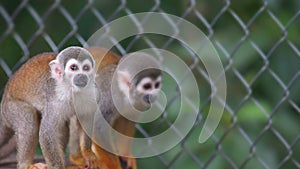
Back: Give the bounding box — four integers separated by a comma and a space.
0, 136, 16, 159
113, 117, 137, 169
69, 116, 85, 166
0, 122, 13, 146
0, 101, 15, 148
8, 102, 39, 169
69, 152, 85, 167
80, 130, 98, 169
61, 120, 70, 153
69, 143, 122, 169
69, 149, 86, 168
81, 145, 98, 169
93, 144, 122, 169
0, 122, 14, 159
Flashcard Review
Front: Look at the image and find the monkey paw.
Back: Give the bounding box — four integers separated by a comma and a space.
29, 163, 48, 169
69, 154, 86, 167
83, 152, 100, 169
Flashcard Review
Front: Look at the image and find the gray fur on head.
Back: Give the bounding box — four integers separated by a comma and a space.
118, 52, 161, 85
57, 46, 95, 68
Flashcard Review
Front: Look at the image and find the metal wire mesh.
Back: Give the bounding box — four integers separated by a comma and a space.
0, 0, 300, 169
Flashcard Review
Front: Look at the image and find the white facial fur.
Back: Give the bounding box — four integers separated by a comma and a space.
50, 57, 95, 96
117, 71, 131, 98
117, 70, 162, 111
136, 76, 162, 95
66, 58, 94, 91
65, 59, 93, 75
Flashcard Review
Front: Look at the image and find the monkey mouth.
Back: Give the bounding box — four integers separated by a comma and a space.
143, 94, 156, 104
74, 81, 88, 88
74, 74, 89, 88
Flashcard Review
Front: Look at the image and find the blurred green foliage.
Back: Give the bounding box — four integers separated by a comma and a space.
0, 0, 300, 169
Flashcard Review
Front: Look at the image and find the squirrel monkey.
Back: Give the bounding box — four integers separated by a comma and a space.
68, 48, 162, 169
0, 47, 98, 169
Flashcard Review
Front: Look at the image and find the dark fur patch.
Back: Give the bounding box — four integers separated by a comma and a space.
58, 47, 94, 68
133, 68, 162, 86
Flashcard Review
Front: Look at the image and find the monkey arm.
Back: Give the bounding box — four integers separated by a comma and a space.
83, 115, 137, 169
69, 116, 85, 166
79, 127, 98, 169
39, 109, 66, 169
92, 143, 122, 169
113, 116, 137, 169
69, 115, 99, 169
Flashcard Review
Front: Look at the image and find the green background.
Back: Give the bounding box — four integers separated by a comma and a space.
0, 0, 299, 169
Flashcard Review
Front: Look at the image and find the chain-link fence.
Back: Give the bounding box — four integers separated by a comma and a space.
0, 0, 300, 169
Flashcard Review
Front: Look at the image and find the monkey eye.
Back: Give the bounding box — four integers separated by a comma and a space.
143, 83, 152, 90
83, 65, 90, 71
70, 64, 79, 71
155, 82, 160, 89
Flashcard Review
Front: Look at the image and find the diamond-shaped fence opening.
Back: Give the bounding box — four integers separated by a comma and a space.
0, 1, 300, 169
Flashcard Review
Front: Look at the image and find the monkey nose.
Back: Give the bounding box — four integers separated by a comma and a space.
143, 94, 155, 104
74, 74, 88, 88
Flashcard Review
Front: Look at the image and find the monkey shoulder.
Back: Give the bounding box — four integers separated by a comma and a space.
4, 53, 57, 104
96, 64, 117, 88
87, 47, 120, 69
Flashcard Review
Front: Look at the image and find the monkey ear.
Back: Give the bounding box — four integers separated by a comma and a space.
49, 60, 63, 80
117, 71, 131, 94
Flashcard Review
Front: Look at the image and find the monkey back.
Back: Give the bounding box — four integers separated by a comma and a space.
3, 53, 57, 105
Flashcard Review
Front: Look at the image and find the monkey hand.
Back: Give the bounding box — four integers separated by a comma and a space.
29, 163, 48, 169
82, 150, 99, 169
88, 144, 122, 169
120, 157, 137, 169
69, 153, 86, 167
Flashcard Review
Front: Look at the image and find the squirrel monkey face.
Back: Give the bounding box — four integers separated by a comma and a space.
135, 75, 162, 104
65, 58, 95, 90
118, 68, 162, 111
49, 47, 96, 92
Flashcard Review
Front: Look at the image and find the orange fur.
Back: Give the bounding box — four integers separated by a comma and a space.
29, 47, 136, 169
70, 47, 136, 169
5, 53, 56, 102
